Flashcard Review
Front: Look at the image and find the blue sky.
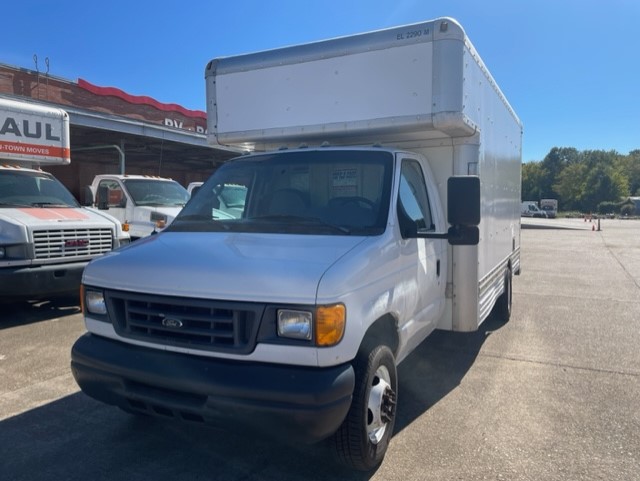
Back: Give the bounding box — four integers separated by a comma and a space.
3, 0, 639, 162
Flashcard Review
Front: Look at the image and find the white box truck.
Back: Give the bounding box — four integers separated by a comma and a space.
71, 18, 522, 470
0, 97, 129, 300
83, 174, 190, 239
540, 198, 558, 218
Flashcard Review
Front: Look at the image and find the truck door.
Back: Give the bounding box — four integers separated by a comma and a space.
396, 156, 446, 349
96, 179, 127, 224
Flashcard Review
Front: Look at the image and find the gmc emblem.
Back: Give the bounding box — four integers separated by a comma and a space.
64, 239, 89, 248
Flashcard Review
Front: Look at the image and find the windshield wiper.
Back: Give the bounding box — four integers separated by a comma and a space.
31, 202, 73, 207
168, 215, 230, 232
175, 214, 212, 221
251, 215, 351, 234
0, 202, 32, 207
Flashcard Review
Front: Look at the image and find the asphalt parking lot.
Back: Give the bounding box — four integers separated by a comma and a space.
1, 218, 639, 480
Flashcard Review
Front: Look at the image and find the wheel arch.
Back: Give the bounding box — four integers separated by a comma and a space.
359, 313, 399, 357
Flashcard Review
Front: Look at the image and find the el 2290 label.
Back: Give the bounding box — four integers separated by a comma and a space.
396, 28, 430, 41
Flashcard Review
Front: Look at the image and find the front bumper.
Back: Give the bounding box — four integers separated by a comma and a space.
71, 334, 355, 443
0, 262, 87, 298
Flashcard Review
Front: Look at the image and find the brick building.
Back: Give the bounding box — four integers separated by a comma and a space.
0, 62, 234, 199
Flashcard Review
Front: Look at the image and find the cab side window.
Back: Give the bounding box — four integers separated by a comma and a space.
397, 159, 434, 237
97, 180, 125, 208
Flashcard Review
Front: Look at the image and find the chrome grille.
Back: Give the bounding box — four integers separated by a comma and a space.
33, 228, 113, 260
105, 291, 263, 354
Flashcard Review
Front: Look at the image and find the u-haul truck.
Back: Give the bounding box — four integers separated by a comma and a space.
0, 97, 129, 299
71, 18, 522, 470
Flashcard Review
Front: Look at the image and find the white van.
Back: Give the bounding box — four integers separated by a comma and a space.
521, 201, 547, 218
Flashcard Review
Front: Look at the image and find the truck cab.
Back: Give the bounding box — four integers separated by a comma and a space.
85, 174, 190, 239
0, 165, 129, 299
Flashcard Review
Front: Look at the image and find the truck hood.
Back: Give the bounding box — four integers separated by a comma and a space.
84, 232, 367, 304
0, 207, 117, 229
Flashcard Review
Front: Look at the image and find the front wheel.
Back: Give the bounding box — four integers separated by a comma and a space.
331, 344, 398, 471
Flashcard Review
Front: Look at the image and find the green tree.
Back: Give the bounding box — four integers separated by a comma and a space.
580, 164, 628, 212
615, 150, 640, 196
521, 161, 545, 201
524, 146, 638, 213
553, 162, 586, 211
539, 147, 580, 200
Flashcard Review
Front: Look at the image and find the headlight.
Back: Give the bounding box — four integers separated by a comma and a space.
277, 309, 312, 340
85, 289, 107, 315
276, 304, 346, 346
150, 212, 167, 228
0, 243, 30, 260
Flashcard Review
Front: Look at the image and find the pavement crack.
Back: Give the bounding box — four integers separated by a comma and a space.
477, 351, 640, 378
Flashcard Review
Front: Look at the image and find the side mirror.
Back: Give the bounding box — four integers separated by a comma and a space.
446, 176, 480, 246
82, 186, 94, 207
448, 176, 480, 226
447, 224, 479, 245
412, 176, 481, 246
97, 186, 109, 210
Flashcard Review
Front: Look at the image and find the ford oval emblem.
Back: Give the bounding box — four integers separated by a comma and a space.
162, 317, 183, 329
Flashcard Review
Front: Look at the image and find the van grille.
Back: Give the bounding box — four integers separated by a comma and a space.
33, 228, 113, 260
104, 290, 263, 354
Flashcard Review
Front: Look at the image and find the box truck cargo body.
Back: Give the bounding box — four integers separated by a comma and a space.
71, 18, 522, 470
0, 98, 129, 299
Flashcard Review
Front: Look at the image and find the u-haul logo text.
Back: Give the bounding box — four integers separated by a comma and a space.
0, 117, 61, 141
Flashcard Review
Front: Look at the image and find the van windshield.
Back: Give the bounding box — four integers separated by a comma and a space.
0, 170, 79, 207
123, 179, 189, 207
169, 150, 393, 235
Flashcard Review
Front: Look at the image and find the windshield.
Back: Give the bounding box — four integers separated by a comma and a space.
169, 150, 393, 236
123, 179, 189, 206
0, 170, 79, 207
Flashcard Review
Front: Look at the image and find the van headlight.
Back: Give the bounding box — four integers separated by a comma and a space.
277, 304, 346, 346
84, 288, 107, 315
277, 309, 312, 340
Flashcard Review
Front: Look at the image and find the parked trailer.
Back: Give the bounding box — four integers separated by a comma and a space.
71, 18, 522, 470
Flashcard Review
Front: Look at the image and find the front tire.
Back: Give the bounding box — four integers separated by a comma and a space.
332, 344, 398, 471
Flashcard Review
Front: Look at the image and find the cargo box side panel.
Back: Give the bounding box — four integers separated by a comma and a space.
462, 42, 522, 328
0, 98, 70, 165
212, 42, 436, 147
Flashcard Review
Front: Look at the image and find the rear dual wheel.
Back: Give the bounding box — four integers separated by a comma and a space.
495, 266, 513, 323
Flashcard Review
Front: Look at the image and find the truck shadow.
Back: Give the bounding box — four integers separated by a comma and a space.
0, 295, 80, 329
0, 392, 370, 481
394, 312, 507, 434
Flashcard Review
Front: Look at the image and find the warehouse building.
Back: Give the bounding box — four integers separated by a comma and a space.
0, 62, 234, 200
